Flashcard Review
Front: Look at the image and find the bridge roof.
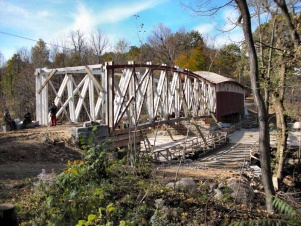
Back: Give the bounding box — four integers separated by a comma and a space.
194, 71, 244, 88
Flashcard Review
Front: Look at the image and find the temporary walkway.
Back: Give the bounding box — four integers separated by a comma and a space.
142, 130, 228, 162
196, 128, 259, 169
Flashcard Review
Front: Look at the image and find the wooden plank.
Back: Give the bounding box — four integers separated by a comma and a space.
84, 66, 104, 92
113, 68, 134, 125
110, 137, 144, 148
110, 128, 149, 136
175, 88, 207, 143
37, 69, 57, 94
136, 73, 150, 120
114, 96, 134, 127
111, 133, 143, 142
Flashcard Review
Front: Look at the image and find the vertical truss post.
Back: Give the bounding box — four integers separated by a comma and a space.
146, 62, 154, 121
105, 62, 114, 130
128, 61, 136, 126
35, 69, 49, 125
67, 74, 75, 122
89, 78, 95, 121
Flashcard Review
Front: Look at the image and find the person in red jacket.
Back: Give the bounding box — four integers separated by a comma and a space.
49, 101, 58, 126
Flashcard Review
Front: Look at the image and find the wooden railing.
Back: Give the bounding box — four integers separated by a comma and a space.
150, 131, 228, 162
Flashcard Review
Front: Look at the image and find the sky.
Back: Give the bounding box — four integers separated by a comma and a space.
0, 0, 243, 62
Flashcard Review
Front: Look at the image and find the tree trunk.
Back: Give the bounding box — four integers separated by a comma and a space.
273, 0, 301, 48
0, 203, 18, 226
274, 96, 287, 181
264, 18, 276, 112
273, 54, 288, 182
235, 0, 275, 213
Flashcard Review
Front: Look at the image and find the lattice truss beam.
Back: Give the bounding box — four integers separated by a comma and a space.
35, 62, 216, 130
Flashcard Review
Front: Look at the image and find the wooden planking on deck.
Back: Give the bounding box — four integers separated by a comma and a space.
142, 132, 228, 162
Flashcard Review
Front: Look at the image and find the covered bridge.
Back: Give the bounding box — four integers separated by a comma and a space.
35, 63, 245, 130
194, 71, 245, 122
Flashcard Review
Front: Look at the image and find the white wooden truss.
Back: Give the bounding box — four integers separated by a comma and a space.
35, 62, 217, 131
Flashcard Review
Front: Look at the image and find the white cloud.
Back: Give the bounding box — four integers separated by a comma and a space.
220, 8, 239, 32
194, 23, 215, 35
36, 11, 50, 18
61, 1, 166, 41
214, 32, 243, 48
196, 8, 244, 48
0, 1, 29, 17
96, 0, 164, 24
70, 3, 95, 32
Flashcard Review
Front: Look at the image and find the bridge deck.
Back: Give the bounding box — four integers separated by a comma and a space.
186, 128, 300, 171
142, 131, 228, 162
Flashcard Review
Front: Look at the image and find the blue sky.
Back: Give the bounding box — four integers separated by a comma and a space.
0, 0, 243, 61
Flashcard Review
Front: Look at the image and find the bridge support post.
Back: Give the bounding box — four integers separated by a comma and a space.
105, 62, 114, 130
35, 69, 49, 125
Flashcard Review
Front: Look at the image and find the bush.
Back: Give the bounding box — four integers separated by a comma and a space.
16, 135, 156, 225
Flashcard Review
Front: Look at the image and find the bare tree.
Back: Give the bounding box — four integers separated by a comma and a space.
114, 39, 130, 64
269, 0, 301, 180
147, 23, 179, 65
50, 35, 70, 67
90, 28, 109, 64
183, 0, 276, 212
235, 0, 275, 212
69, 30, 88, 65
0, 52, 5, 108
0, 52, 5, 67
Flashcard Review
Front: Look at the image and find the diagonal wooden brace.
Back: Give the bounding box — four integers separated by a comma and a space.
37, 69, 57, 94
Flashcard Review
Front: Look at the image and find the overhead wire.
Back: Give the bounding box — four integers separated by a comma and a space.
0, 30, 72, 51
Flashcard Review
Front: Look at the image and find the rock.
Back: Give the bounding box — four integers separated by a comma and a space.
83, 121, 100, 127
154, 199, 165, 209
54, 141, 65, 148
174, 178, 198, 193
166, 182, 175, 189
227, 178, 254, 205
283, 175, 295, 187
249, 165, 262, 176
292, 122, 301, 130
213, 188, 223, 200
218, 181, 226, 189
209, 182, 216, 192
184, 159, 193, 163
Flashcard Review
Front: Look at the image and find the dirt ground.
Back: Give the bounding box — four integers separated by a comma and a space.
0, 124, 234, 179
0, 97, 258, 182
0, 123, 241, 205
0, 124, 83, 180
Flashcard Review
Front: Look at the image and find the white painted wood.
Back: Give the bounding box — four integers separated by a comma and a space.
67, 74, 75, 122
50, 74, 69, 122
48, 80, 71, 122
113, 67, 133, 125
89, 79, 95, 120
136, 70, 150, 120
168, 72, 178, 115
146, 73, 154, 121
35, 69, 43, 125
35, 62, 244, 129
74, 76, 90, 120
154, 70, 166, 117
37, 69, 57, 94
128, 65, 136, 125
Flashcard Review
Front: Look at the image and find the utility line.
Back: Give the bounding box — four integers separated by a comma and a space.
0, 30, 71, 51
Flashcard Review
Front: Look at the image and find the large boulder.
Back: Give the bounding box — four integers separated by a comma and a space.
227, 178, 254, 205
166, 177, 198, 194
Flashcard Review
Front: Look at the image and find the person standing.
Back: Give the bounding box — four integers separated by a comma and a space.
22, 109, 32, 129
3, 108, 16, 130
49, 101, 58, 126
